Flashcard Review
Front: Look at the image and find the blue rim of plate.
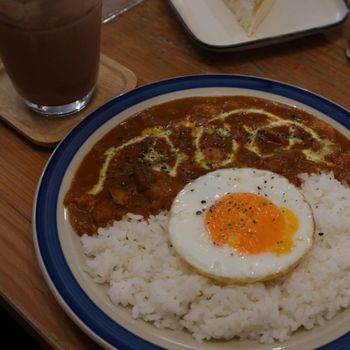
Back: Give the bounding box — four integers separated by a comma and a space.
33, 74, 350, 350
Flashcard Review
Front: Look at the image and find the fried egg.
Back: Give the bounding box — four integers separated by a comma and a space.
168, 168, 315, 283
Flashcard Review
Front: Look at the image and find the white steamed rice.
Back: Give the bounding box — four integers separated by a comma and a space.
81, 172, 350, 344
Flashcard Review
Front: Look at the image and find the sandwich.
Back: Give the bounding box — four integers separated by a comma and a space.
223, 0, 276, 36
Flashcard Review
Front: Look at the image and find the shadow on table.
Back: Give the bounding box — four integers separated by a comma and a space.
0, 305, 45, 349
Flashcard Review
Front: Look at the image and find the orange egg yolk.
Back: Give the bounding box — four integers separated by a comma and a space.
205, 192, 299, 254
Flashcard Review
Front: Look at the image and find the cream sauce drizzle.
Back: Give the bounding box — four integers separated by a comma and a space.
88, 107, 336, 195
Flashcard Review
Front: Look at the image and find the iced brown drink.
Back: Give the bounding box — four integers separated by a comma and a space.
0, 0, 101, 116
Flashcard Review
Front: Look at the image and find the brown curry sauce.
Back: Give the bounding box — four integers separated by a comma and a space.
64, 96, 350, 235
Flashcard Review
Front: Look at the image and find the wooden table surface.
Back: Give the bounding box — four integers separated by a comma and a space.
1, 0, 350, 349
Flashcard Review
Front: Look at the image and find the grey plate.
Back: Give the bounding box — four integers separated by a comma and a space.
169, 0, 349, 52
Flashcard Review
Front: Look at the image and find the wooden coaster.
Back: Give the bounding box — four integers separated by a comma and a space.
0, 54, 137, 147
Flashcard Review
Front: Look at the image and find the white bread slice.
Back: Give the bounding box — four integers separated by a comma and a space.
223, 0, 276, 36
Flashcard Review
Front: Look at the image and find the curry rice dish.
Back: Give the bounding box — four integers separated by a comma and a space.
65, 96, 350, 344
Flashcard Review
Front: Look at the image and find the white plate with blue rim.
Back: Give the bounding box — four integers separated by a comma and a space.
34, 74, 350, 350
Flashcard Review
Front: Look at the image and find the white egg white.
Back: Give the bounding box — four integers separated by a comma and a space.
168, 168, 315, 284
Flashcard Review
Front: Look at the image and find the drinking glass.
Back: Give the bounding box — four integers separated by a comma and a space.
0, 0, 102, 116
